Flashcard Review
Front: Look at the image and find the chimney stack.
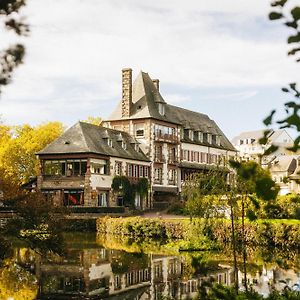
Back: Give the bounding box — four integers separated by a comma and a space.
121, 68, 132, 118
152, 79, 159, 91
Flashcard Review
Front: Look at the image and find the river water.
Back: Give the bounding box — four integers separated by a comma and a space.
1, 233, 299, 299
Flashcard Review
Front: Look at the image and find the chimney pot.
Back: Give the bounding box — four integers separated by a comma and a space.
152, 79, 159, 91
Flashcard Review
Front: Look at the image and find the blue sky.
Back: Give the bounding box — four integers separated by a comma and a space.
0, 0, 299, 140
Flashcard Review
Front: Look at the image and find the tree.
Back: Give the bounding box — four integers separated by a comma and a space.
82, 116, 102, 126
0, 0, 29, 93
264, 1, 300, 151
229, 160, 279, 292
0, 121, 63, 184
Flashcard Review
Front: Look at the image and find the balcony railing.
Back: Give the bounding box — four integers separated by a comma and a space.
153, 178, 163, 185
154, 155, 166, 163
168, 179, 176, 185
168, 158, 178, 165
154, 133, 178, 143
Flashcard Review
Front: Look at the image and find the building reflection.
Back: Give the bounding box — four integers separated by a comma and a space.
13, 244, 299, 300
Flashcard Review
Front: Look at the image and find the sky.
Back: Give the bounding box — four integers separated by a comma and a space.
0, 0, 299, 140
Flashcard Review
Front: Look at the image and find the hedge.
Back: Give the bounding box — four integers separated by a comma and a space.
97, 217, 300, 250
69, 206, 125, 214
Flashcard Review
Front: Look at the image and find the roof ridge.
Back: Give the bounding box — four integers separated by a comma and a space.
167, 103, 209, 119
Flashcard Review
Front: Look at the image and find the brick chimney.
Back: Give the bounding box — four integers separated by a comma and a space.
152, 79, 159, 91
121, 68, 132, 118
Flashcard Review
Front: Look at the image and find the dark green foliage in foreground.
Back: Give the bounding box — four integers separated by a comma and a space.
198, 284, 300, 300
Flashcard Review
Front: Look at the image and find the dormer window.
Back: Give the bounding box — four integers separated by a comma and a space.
134, 144, 140, 152
203, 133, 208, 143
107, 139, 113, 147
158, 103, 165, 116
122, 141, 127, 150
189, 130, 194, 140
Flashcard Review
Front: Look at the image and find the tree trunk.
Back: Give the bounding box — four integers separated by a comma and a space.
230, 197, 239, 293
241, 197, 248, 292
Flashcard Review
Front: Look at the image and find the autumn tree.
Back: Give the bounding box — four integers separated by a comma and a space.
0, 121, 63, 185
82, 116, 102, 126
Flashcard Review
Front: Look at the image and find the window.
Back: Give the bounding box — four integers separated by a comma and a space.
184, 129, 189, 139
139, 165, 144, 177
107, 139, 113, 147
135, 123, 144, 137
115, 162, 122, 176
91, 159, 108, 175
168, 169, 176, 184
154, 145, 163, 161
44, 160, 87, 176
212, 135, 217, 144
121, 141, 127, 150
183, 150, 188, 160
203, 133, 208, 143
154, 168, 163, 184
168, 147, 176, 163
189, 130, 194, 140
98, 192, 108, 207
133, 165, 138, 177
63, 191, 84, 206
158, 103, 165, 115
144, 166, 149, 178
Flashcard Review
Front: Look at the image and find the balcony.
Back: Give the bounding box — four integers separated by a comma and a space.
168, 158, 178, 165
153, 178, 163, 185
168, 179, 177, 186
154, 132, 178, 144
154, 155, 166, 163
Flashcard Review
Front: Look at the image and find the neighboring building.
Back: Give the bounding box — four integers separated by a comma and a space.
37, 122, 151, 209
103, 68, 236, 209
37, 68, 236, 210
269, 155, 300, 195
231, 129, 294, 163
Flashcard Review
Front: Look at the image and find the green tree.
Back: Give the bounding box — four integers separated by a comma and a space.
265, 1, 300, 151
0, 0, 29, 93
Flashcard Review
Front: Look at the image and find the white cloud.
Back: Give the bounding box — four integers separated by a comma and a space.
0, 0, 298, 129
164, 94, 191, 104
200, 90, 258, 102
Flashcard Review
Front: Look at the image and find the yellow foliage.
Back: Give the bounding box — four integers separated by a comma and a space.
0, 259, 38, 300
0, 122, 63, 184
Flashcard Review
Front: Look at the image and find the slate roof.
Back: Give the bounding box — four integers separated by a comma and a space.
37, 122, 150, 162
108, 71, 235, 151
269, 155, 298, 173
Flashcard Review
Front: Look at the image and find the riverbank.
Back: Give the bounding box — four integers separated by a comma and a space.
96, 216, 300, 251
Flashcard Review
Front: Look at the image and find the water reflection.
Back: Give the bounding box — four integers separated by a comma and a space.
2, 233, 300, 300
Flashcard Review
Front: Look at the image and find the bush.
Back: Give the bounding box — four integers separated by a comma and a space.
166, 201, 187, 215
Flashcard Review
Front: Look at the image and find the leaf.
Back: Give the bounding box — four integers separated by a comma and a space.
291, 7, 300, 21
264, 145, 279, 156
285, 21, 298, 29
288, 47, 300, 55
281, 87, 289, 92
269, 12, 283, 20
263, 110, 276, 126
271, 0, 288, 7
288, 33, 300, 44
